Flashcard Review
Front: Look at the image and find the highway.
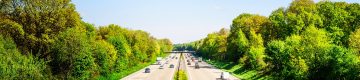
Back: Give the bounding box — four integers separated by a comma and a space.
183, 53, 239, 80
121, 53, 239, 80
121, 53, 180, 80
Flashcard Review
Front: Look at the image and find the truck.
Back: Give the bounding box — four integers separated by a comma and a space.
198, 57, 202, 62
220, 72, 230, 80
156, 57, 162, 65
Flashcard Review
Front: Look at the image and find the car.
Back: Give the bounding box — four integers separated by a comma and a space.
187, 60, 190, 62
145, 68, 150, 73
165, 61, 169, 64
220, 72, 230, 80
156, 61, 161, 65
170, 64, 174, 68
187, 62, 191, 65
195, 62, 200, 69
159, 65, 164, 69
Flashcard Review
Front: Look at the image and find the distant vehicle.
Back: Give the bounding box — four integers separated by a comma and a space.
156, 61, 161, 65
195, 62, 200, 69
187, 60, 190, 62
176, 57, 178, 59
199, 57, 202, 62
156, 57, 162, 65
170, 64, 174, 68
220, 72, 230, 80
159, 65, 164, 69
145, 68, 150, 73
165, 61, 169, 64
187, 62, 191, 65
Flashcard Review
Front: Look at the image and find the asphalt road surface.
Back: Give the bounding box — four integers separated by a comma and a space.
183, 53, 239, 80
121, 53, 239, 80
121, 53, 180, 80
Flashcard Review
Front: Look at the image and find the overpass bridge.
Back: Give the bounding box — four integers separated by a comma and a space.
164, 51, 196, 53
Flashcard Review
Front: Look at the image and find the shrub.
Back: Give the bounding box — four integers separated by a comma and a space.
51, 28, 96, 79
93, 40, 118, 75
0, 35, 49, 79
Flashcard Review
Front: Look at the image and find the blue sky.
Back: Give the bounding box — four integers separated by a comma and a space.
72, 0, 359, 44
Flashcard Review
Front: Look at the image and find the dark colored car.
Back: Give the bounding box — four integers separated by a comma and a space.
195, 62, 200, 69
170, 64, 175, 68
145, 68, 150, 73
159, 65, 164, 69
187, 62, 191, 65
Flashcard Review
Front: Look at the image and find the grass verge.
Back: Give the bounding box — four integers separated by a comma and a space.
174, 70, 188, 80
205, 59, 274, 80
97, 62, 151, 80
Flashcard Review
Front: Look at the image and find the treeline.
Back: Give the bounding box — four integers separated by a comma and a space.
176, 0, 360, 79
0, 0, 172, 79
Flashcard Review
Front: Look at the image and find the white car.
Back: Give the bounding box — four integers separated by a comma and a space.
220, 72, 230, 80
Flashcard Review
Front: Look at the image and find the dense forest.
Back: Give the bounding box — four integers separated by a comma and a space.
175, 0, 360, 79
0, 0, 173, 79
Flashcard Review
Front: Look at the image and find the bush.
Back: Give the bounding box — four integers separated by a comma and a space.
51, 28, 96, 79
93, 40, 118, 76
266, 37, 309, 79
107, 35, 132, 72
174, 70, 188, 80
322, 46, 360, 79
0, 35, 49, 79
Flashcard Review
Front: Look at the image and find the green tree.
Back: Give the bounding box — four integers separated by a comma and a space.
0, 35, 49, 79
349, 28, 360, 53
51, 27, 96, 79
267, 8, 288, 40
246, 31, 266, 70
0, 0, 81, 56
107, 35, 132, 72
93, 40, 118, 76
286, 0, 322, 34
